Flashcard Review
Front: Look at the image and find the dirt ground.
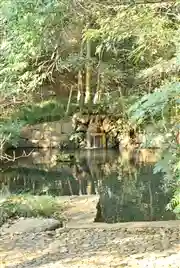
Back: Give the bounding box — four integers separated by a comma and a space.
0, 196, 180, 268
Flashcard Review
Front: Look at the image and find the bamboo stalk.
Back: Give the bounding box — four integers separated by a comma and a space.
65, 86, 73, 116
85, 39, 91, 104
77, 42, 84, 108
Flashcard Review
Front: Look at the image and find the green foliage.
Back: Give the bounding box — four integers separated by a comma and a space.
0, 0, 179, 109
85, 4, 177, 64
2, 0, 178, 107
14, 99, 70, 125
0, 0, 180, 217
167, 188, 180, 219
56, 152, 75, 162
129, 74, 180, 218
0, 194, 63, 226
0, 100, 64, 154
0, 120, 25, 148
129, 81, 180, 124
0, 98, 79, 156
0, 0, 77, 98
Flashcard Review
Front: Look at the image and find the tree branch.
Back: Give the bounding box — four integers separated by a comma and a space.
0, 149, 34, 163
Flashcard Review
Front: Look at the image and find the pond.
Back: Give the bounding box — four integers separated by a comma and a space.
0, 148, 176, 223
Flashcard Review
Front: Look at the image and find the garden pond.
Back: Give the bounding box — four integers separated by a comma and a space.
0, 148, 176, 223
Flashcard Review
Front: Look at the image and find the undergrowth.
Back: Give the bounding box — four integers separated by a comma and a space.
0, 194, 63, 226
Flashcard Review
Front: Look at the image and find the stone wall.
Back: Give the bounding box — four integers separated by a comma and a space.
19, 114, 168, 149
71, 113, 121, 149
20, 118, 73, 148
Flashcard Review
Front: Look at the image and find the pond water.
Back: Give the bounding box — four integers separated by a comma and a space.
0, 148, 176, 223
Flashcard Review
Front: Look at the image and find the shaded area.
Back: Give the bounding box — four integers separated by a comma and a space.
95, 164, 175, 222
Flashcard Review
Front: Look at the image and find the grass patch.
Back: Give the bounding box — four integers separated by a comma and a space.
0, 194, 63, 226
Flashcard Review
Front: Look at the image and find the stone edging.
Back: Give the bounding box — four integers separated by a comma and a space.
65, 220, 180, 229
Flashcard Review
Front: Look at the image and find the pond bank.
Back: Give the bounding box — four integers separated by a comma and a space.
1, 195, 180, 231
55, 195, 180, 229
0, 224, 180, 267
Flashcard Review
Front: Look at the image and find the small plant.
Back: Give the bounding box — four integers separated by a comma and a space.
56, 152, 75, 162
166, 188, 180, 219
0, 194, 63, 226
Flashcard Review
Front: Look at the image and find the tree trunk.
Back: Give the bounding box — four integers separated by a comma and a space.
85, 39, 91, 104
65, 86, 73, 115
77, 42, 84, 109
93, 64, 102, 104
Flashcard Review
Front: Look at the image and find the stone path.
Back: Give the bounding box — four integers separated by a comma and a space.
0, 196, 180, 268
0, 226, 180, 268
61, 195, 98, 226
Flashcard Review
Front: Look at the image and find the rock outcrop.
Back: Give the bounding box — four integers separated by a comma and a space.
18, 113, 167, 150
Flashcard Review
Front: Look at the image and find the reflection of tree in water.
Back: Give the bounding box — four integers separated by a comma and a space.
0, 167, 71, 196
95, 162, 175, 222
0, 150, 176, 222
0, 150, 118, 197
0, 157, 98, 196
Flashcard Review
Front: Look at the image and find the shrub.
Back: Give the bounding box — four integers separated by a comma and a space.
0, 194, 63, 226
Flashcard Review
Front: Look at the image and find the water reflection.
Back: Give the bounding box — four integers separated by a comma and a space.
0, 148, 176, 222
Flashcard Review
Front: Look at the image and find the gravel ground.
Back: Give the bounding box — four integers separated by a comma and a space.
0, 226, 180, 268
